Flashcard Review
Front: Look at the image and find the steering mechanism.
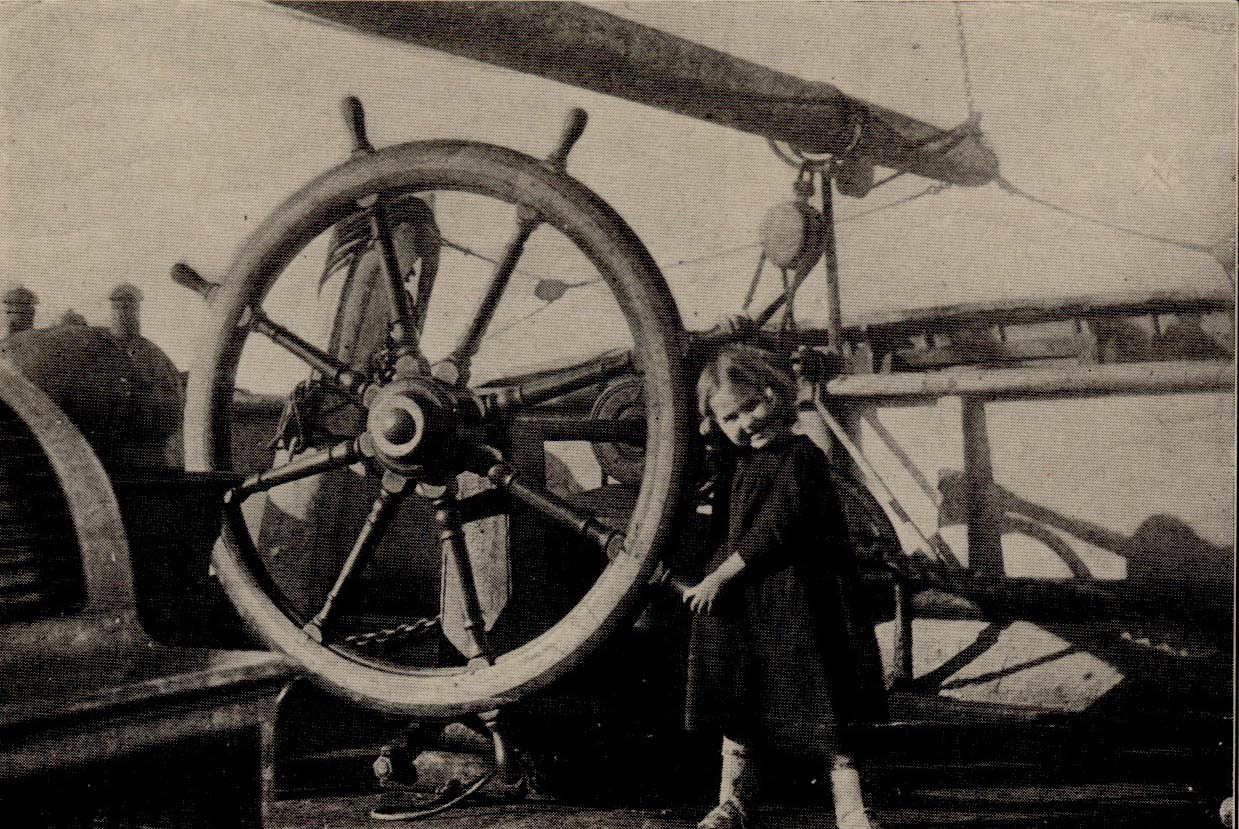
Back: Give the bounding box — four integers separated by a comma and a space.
173, 97, 692, 719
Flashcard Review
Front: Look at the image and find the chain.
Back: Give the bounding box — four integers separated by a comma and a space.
342, 615, 442, 650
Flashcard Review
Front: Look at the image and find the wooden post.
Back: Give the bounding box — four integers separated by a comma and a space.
891, 580, 915, 688
821, 174, 843, 349
500, 422, 552, 642
961, 396, 1004, 576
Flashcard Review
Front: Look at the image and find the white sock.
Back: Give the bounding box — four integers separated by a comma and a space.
831, 764, 875, 829
719, 738, 756, 811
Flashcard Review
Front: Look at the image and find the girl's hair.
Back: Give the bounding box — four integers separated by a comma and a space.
697, 344, 797, 421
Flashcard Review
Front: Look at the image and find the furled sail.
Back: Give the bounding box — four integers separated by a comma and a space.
276, 1, 1000, 188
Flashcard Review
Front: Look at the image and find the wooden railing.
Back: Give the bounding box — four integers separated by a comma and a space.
813, 348, 1234, 690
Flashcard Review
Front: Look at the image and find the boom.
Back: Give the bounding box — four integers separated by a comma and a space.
276, 1, 1000, 188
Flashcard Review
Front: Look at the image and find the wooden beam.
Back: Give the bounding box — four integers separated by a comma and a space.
845, 288, 1234, 336
826, 359, 1233, 404
894, 335, 1091, 369
278, 1, 999, 187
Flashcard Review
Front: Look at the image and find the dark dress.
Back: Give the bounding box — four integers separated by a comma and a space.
685, 436, 888, 758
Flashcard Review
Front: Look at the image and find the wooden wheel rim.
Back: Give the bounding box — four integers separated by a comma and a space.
186, 141, 691, 716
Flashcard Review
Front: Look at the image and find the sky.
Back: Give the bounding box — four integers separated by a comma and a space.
2, 0, 1234, 384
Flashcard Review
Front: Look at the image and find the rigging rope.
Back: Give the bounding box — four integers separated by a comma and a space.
480, 302, 557, 344
953, 1, 977, 120
741, 251, 767, 313
862, 109, 975, 155
441, 235, 602, 344
780, 266, 797, 335
665, 242, 762, 273
441, 237, 552, 285
770, 114, 973, 197
448, 235, 766, 295
867, 169, 908, 191
948, 4, 1231, 276
837, 182, 951, 224
466, 240, 768, 345
996, 176, 1231, 265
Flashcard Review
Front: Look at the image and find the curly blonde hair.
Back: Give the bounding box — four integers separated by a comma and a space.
696, 344, 797, 422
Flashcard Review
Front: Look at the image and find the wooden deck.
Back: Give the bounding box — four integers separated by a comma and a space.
268, 691, 1228, 829
270, 786, 1220, 829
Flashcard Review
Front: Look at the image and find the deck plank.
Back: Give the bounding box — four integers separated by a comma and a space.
269, 792, 1218, 829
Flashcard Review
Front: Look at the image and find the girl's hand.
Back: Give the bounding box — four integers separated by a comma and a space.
682, 554, 746, 615
683, 573, 725, 615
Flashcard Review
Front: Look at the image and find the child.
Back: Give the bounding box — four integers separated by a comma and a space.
684, 344, 887, 829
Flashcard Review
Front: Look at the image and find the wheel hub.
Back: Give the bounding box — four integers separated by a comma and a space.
366, 378, 472, 474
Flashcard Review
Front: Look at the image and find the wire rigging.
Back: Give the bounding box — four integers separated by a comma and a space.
662, 242, 762, 273
480, 301, 559, 344
995, 177, 1230, 261
444, 236, 764, 291
477, 243, 780, 343
837, 183, 951, 225
741, 252, 767, 312
440, 237, 599, 288
948, 2, 1231, 274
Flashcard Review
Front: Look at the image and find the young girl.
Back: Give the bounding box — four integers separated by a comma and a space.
684, 344, 887, 829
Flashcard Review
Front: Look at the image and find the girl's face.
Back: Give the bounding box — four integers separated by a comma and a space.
708, 380, 789, 449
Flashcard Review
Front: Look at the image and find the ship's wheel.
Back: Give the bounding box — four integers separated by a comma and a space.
181, 101, 692, 717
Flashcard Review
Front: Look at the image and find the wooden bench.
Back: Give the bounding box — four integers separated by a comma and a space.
0, 360, 295, 827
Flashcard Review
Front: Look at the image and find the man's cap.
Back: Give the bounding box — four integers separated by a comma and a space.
3, 285, 38, 307
109, 283, 144, 303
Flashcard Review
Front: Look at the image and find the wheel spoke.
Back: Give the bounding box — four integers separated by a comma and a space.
476, 349, 636, 414
441, 108, 588, 386
480, 456, 623, 559
303, 472, 409, 642
342, 94, 422, 357
445, 217, 539, 385
368, 196, 429, 372
430, 486, 492, 661
247, 306, 371, 400
226, 436, 371, 502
